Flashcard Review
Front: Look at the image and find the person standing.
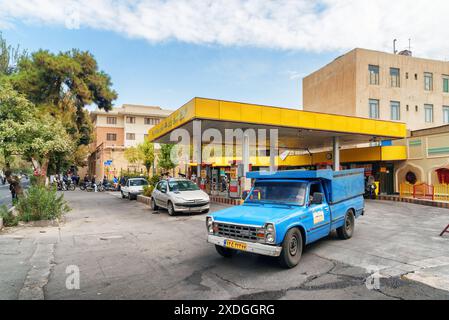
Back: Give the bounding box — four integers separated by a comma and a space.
92, 175, 97, 192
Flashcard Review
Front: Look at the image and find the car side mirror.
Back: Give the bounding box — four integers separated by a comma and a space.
311, 192, 324, 205
161, 188, 167, 193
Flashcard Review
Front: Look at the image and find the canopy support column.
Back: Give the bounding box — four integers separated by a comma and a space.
193, 120, 202, 185
333, 136, 340, 172
242, 132, 251, 191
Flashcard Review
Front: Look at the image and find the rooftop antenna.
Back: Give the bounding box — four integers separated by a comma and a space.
408, 38, 411, 51
393, 39, 398, 54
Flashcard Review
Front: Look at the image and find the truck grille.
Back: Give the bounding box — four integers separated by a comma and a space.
216, 223, 259, 242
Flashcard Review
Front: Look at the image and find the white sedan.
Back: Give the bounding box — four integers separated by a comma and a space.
121, 178, 149, 200
151, 179, 210, 216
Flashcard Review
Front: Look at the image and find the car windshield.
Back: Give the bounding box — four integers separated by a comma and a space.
169, 180, 200, 191
129, 179, 148, 187
246, 181, 307, 206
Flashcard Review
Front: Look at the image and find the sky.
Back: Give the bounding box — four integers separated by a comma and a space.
1, 0, 449, 111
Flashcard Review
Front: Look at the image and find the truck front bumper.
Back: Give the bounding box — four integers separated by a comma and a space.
207, 235, 282, 257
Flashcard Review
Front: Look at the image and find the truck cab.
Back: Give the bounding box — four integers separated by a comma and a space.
206, 169, 365, 268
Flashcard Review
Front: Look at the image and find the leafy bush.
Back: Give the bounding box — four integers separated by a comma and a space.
16, 185, 70, 222
149, 175, 160, 187
0, 205, 18, 227
143, 185, 154, 197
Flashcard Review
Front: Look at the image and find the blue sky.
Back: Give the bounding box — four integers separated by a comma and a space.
2, 23, 336, 111
1, 0, 447, 111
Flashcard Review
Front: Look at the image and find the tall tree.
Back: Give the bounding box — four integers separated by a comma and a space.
158, 144, 176, 175
138, 139, 155, 176
9, 49, 117, 171
0, 81, 73, 185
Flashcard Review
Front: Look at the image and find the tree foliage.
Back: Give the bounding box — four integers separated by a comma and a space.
158, 144, 176, 172
138, 139, 155, 175
124, 146, 141, 165
0, 81, 74, 182
6, 46, 117, 172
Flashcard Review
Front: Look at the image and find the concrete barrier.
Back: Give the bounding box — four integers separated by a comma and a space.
137, 195, 151, 206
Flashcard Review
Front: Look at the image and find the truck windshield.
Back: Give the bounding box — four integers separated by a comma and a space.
246, 181, 307, 206
169, 180, 200, 191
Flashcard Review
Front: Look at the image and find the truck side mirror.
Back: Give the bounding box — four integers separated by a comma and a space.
311, 192, 324, 205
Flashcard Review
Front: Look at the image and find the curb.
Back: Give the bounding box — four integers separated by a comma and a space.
209, 196, 243, 206
137, 195, 242, 207
377, 195, 449, 209
137, 195, 151, 206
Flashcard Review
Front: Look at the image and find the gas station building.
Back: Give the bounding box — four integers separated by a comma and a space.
148, 97, 407, 197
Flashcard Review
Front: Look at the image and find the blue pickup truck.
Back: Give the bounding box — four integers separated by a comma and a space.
206, 169, 365, 268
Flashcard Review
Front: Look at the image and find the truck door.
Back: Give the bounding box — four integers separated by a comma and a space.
306, 182, 331, 243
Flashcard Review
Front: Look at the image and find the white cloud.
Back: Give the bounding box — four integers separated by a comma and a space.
1, 0, 449, 59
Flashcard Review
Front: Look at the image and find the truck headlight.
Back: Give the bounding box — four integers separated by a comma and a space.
206, 217, 214, 234
265, 223, 276, 244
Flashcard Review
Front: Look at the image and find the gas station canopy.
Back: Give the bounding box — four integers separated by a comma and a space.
148, 97, 407, 150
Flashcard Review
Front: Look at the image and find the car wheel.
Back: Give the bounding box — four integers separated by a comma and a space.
215, 245, 236, 258
337, 210, 355, 240
128, 193, 133, 201
202, 209, 210, 214
279, 228, 303, 268
167, 201, 176, 216
121, 191, 125, 199
151, 198, 159, 211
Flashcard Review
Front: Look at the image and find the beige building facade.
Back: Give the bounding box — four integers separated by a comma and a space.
87, 104, 172, 179
303, 48, 449, 131
394, 125, 449, 191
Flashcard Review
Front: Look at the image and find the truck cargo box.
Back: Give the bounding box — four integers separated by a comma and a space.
246, 169, 365, 204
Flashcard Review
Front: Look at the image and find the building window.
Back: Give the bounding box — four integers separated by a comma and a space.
126, 133, 136, 140
390, 101, 400, 121
443, 76, 449, 93
107, 117, 117, 125
126, 116, 136, 124
369, 99, 380, 119
443, 106, 449, 124
424, 72, 433, 91
144, 117, 160, 125
390, 68, 400, 87
424, 104, 434, 123
106, 133, 117, 141
369, 65, 379, 85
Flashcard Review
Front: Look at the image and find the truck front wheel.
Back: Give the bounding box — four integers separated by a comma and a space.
279, 228, 303, 268
337, 210, 355, 240
215, 245, 236, 258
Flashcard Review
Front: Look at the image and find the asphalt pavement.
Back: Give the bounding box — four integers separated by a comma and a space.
0, 178, 30, 208
1, 190, 449, 300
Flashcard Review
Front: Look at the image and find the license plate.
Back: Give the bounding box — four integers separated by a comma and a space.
225, 240, 247, 251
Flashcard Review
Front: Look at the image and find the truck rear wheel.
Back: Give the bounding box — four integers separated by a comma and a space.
337, 210, 355, 240
215, 245, 236, 258
279, 228, 303, 268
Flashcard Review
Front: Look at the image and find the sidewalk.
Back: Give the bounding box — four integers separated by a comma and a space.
378, 195, 449, 209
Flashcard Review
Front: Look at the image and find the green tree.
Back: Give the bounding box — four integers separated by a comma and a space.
158, 144, 176, 174
124, 146, 141, 167
10, 49, 117, 171
138, 139, 155, 176
0, 81, 74, 185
